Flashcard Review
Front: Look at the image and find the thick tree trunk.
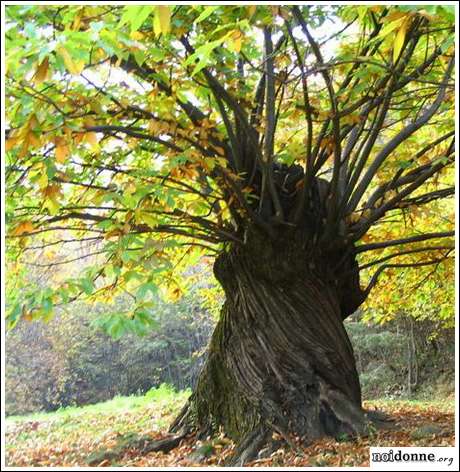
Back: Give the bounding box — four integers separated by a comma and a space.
170, 227, 367, 464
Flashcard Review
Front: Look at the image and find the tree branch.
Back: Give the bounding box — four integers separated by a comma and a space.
356, 230, 454, 253
346, 56, 454, 214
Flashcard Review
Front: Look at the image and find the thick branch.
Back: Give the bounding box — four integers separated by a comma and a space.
356, 230, 454, 253
346, 56, 454, 213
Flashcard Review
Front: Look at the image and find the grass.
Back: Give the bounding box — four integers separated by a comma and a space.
6, 383, 190, 424
5, 383, 191, 467
5, 390, 455, 467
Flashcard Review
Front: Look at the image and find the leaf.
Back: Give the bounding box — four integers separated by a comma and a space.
55, 145, 69, 163
41, 184, 61, 199
137, 281, 158, 299
83, 131, 100, 152
153, 6, 171, 36
440, 35, 454, 53
54, 137, 70, 163
41, 184, 63, 214
80, 277, 95, 295
12, 220, 34, 236
194, 6, 218, 23
5, 137, 19, 151
119, 6, 149, 30
184, 36, 228, 76
393, 17, 410, 63
228, 30, 243, 53
15, 114, 41, 158
57, 46, 85, 75
130, 6, 153, 33
106, 316, 126, 339
378, 16, 405, 38
32, 57, 49, 85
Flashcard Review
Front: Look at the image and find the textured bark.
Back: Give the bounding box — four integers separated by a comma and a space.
170, 226, 367, 463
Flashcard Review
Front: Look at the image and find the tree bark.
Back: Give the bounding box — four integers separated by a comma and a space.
170, 226, 367, 464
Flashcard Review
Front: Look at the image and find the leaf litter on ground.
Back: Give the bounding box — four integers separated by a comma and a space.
5, 394, 455, 467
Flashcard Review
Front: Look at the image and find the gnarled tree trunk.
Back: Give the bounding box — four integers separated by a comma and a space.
171, 226, 367, 464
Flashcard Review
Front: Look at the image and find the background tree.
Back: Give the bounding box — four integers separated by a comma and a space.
5, 5, 454, 464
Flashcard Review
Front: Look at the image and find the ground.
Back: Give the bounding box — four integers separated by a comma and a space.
5, 386, 455, 468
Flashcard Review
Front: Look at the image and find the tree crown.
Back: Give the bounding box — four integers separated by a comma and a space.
5, 5, 455, 331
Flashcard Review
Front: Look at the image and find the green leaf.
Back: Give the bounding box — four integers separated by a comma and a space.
194, 6, 219, 24
107, 316, 127, 339
7, 303, 22, 330
80, 277, 95, 295
137, 281, 158, 299
131, 6, 153, 33
440, 36, 454, 53
134, 309, 159, 330
119, 6, 152, 33
183, 36, 229, 76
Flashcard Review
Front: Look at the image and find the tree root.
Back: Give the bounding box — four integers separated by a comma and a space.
85, 403, 394, 467
226, 424, 270, 466
365, 408, 397, 430
140, 434, 187, 454
85, 432, 187, 466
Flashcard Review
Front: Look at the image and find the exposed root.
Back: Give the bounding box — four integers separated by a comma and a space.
141, 434, 187, 454
85, 432, 187, 466
226, 424, 270, 466
365, 408, 397, 430
168, 401, 192, 435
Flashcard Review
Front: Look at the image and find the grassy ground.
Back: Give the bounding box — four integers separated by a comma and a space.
5, 387, 455, 467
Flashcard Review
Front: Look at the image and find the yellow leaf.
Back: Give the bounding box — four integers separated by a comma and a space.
247, 5, 257, 18
130, 31, 145, 41
32, 57, 49, 85
41, 185, 63, 215
89, 101, 103, 114
54, 137, 70, 163
84, 131, 98, 146
149, 120, 160, 134
44, 197, 61, 215
72, 11, 83, 31
57, 46, 85, 75
393, 17, 410, 63
385, 11, 408, 22
166, 284, 182, 302
19, 128, 41, 158
37, 172, 49, 189
83, 131, 100, 152
154, 6, 171, 36
55, 145, 69, 163
6, 137, 18, 151
104, 228, 123, 240
12, 221, 35, 236
229, 30, 243, 53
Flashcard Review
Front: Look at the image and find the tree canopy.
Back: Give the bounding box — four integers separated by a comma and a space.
5, 5, 455, 332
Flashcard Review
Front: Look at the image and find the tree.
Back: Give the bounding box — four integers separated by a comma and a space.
5, 5, 455, 464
